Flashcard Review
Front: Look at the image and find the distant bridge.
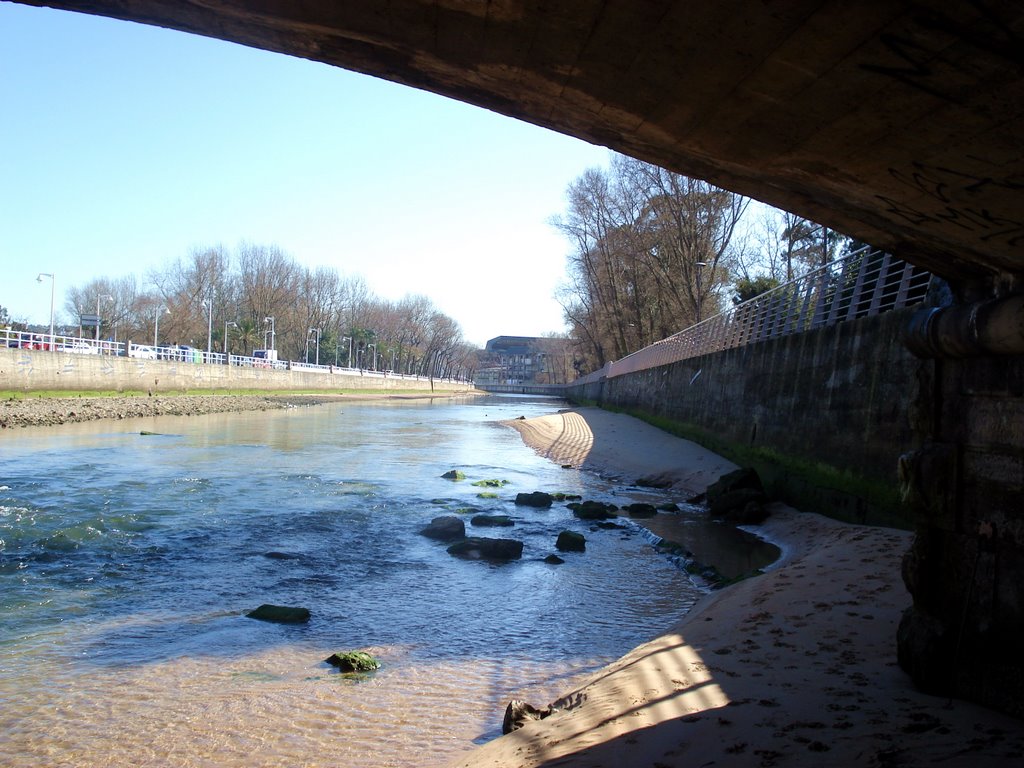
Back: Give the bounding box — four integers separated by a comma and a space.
474, 383, 566, 397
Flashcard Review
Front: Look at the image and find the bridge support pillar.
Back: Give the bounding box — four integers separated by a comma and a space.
899, 286, 1024, 719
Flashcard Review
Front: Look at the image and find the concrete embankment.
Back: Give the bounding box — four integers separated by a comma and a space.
0, 348, 475, 394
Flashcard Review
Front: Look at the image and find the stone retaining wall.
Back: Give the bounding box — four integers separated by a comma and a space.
0, 348, 473, 393
567, 308, 923, 528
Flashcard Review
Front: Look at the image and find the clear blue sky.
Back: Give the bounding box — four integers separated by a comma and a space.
0, 3, 611, 347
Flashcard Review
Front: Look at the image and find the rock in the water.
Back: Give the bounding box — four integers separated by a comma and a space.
624, 502, 658, 518
514, 491, 553, 508
568, 500, 618, 520
635, 472, 674, 488
245, 604, 310, 624
502, 699, 553, 734
441, 469, 466, 480
709, 488, 769, 523
556, 530, 586, 552
420, 516, 466, 542
706, 468, 769, 523
657, 502, 681, 512
325, 650, 381, 673
263, 551, 301, 560
471, 514, 514, 527
447, 537, 523, 561
551, 492, 583, 501
544, 554, 565, 565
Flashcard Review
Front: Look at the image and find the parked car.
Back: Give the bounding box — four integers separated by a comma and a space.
60, 340, 98, 354
23, 335, 56, 351
128, 344, 157, 359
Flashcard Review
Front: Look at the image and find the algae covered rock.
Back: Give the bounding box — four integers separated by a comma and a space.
471, 514, 514, 527
447, 537, 524, 561
556, 530, 586, 552
514, 491, 553, 508
325, 650, 381, 673
471, 479, 509, 487
624, 502, 658, 518
441, 469, 466, 481
706, 468, 769, 523
419, 515, 466, 542
245, 604, 311, 624
568, 500, 618, 520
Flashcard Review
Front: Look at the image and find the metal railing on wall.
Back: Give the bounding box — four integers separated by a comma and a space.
0, 329, 471, 386
574, 247, 932, 385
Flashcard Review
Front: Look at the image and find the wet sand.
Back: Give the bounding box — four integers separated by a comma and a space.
0, 391, 475, 429
451, 408, 1024, 767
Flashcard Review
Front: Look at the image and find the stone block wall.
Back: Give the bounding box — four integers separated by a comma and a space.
569, 308, 925, 527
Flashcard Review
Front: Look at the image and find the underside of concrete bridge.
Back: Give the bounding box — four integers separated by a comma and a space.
14, 0, 1024, 721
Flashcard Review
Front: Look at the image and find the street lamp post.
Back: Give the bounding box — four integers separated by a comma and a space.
224, 320, 237, 364
264, 316, 275, 352
695, 261, 709, 324
308, 328, 321, 366
367, 343, 377, 371
36, 273, 55, 347
341, 336, 352, 368
154, 307, 169, 348
205, 294, 215, 359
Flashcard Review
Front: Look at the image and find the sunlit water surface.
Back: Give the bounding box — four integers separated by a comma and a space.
0, 395, 751, 767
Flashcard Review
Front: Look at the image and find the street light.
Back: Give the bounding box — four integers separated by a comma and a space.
96, 294, 113, 341
695, 261, 709, 323
153, 306, 169, 348
36, 273, 55, 347
224, 320, 237, 364
340, 335, 351, 368
204, 293, 215, 358
264, 316, 275, 351
367, 343, 377, 371
306, 328, 321, 366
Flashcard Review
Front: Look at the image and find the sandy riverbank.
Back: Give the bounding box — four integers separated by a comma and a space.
451, 408, 1024, 767
0, 391, 478, 429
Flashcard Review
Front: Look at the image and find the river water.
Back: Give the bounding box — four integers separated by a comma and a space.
0, 395, 772, 767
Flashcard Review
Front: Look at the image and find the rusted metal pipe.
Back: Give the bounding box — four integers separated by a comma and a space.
903, 295, 1024, 358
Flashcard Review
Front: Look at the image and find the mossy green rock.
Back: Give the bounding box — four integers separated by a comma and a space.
514, 491, 553, 508
568, 500, 618, 520
551, 492, 583, 501
556, 530, 586, 552
245, 604, 311, 624
477, 492, 499, 499
447, 537, 524, 561
441, 470, 466, 481
420, 515, 466, 542
624, 503, 658, 518
472, 479, 509, 487
471, 514, 514, 527
325, 650, 381, 673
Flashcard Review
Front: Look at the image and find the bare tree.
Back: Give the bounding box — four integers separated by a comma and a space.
553, 155, 749, 373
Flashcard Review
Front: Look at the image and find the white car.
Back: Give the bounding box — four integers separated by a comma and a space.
129, 344, 158, 359
60, 341, 99, 354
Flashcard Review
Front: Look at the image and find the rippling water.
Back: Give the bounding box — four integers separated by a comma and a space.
0, 396, 750, 767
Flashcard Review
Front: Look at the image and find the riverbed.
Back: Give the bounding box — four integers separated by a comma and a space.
0, 395, 773, 767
